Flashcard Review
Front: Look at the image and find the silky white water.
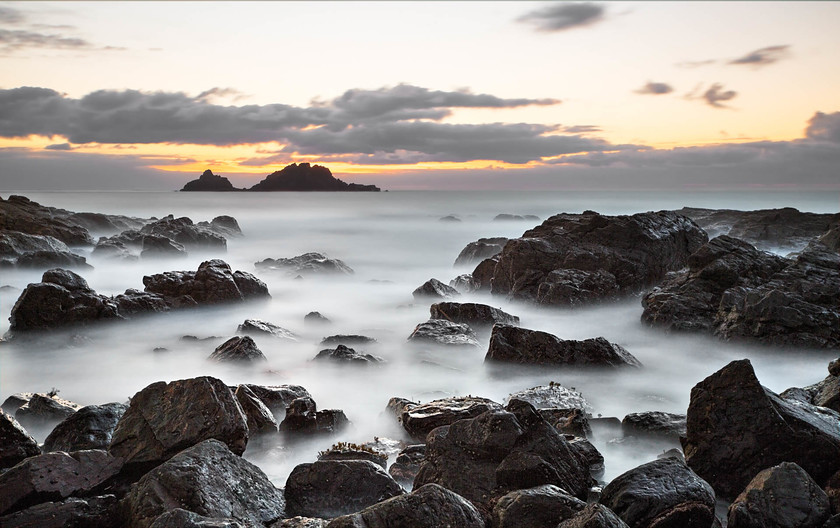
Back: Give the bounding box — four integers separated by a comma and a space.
1, 190, 837, 488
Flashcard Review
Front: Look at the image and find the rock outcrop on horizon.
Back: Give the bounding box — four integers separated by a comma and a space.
180, 170, 239, 192
249, 163, 380, 192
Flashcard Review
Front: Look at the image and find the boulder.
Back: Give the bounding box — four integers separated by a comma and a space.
255, 252, 354, 276
0, 410, 41, 469
491, 484, 586, 528
305, 312, 331, 326
124, 439, 285, 528
248, 163, 380, 192
0, 449, 122, 515
240, 384, 312, 420
449, 273, 476, 293
399, 396, 502, 441
234, 385, 278, 436
682, 359, 840, 499
273, 518, 327, 528
1, 393, 33, 414
319, 334, 377, 346
91, 238, 137, 260
284, 460, 404, 518
0, 494, 119, 528
429, 302, 519, 330
539, 408, 592, 438
140, 215, 227, 250
0, 231, 74, 260
487, 325, 641, 367
140, 234, 188, 258
237, 319, 299, 341
727, 462, 830, 528
827, 470, 840, 514
279, 397, 349, 438
388, 444, 425, 486
43, 402, 127, 452
599, 457, 715, 528
15, 249, 90, 270
407, 319, 479, 347
113, 289, 171, 317
149, 508, 251, 527
621, 412, 686, 442
66, 211, 146, 235
568, 437, 604, 477
507, 384, 592, 412
487, 210, 707, 306
317, 443, 388, 469
144, 259, 270, 306
109, 376, 248, 470
558, 503, 631, 528
782, 373, 840, 414
0, 195, 94, 246
313, 345, 384, 365
14, 392, 82, 434
325, 483, 483, 528
180, 169, 238, 192
412, 278, 459, 299
209, 336, 267, 363
196, 215, 242, 239
454, 237, 509, 266
471, 257, 499, 291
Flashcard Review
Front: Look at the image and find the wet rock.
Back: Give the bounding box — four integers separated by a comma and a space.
234, 385, 278, 436
407, 319, 479, 347
727, 462, 830, 528
487, 325, 641, 367
313, 344, 384, 365
65, 212, 147, 235
782, 373, 840, 414
319, 334, 377, 347
388, 444, 425, 486
449, 273, 476, 293
43, 402, 127, 452
255, 252, 354, 276
429, 301, 519, 331
540, 408, 592, 438
15, 393, 82, 434
1, 393, 32, 414
180, 169, 238, 192
621, 411, 686, 442
209, 336, 267, 363
472, 256, 499, 291
412, 278, 460, 299
0, 494, 119, 528
141, 215, 227, 250
141, 234, 188, 258
109, 376, 248, 470
0, 410, 40, 470
568, 437, 604, 477
558, 503, 630, 528
491, 484, 586, 528
199, 215, 243, 238
827, 470, 840, 514
237, 319, 299, 341
385, 397, 417, 424
92, 238, 137, 260
113, 289, 171, 317
399, 396, 502, 441
149, 508, 250, 527
144, 259, 270, 306
0, 231, 75, 260
273, 518, 327, 528
325, 483, 484, 528
0, 449, 122, 515
305, 312, 331, 326
830, 358, 840, 377
599, 457, 716, 528
507, 384, 592, 412
284, 460, 404, 518
454, 237, 509, 267
15, 249, 90, 270
317, 442, 388, 469
279, 397, 349, 438
241, 384, 312, 420
683, 359, 840, 499
0, 195, 94, 246
124, 439, 285, 528
488, 210, 707, 306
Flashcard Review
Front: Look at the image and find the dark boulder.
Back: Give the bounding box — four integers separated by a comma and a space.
727, 462, 830, 528
0, 410, 40, 470
599, 457, 715, 528
234, 385, 278, 436
0, 231, 74, 260
471, 257, 499, 292
781, 372, 840, 414
0, 195, 93, 246
241, 384, 312, 420
682, 359, 840, 499
109, 376, 248, 470
273, 518, 328, 528
388, 444, 425, 486
15, 249, 90, 270
255, 252, 354, 276
491, 484, 586, 528
407, 319, 479, 347
454, 237, 510, 266
325, 483, 483, 528
248, 163, 379, 192
558, 503, 630, 528
141, 234, 188, 259
0, 449, 122, 515
429, 302, 519, 330
279, 397, 349, 438
314, 344, 384, 365
238, 319, 299, 341
487, 210, 707, 306
114, 289, 172, 317
568, 437, 604, 477
319, 334, 377, 346
449, 273, 476, 293
412, 278, 459, 299
149, 508, 250, 527
2, 392, 32, 414
140, 215, 227, 250
144, 259, 270, 306
398, 396, 502, 441
540, 408, 592, 438
43, 402, 127, 452
487, 325, 641, 367
507, 384, 592, 412
0, 494, 119, 528
305, 312, 331, 326
284, 460, 404, 518
65, 211, 146, 235
209, 336, 267, 363
180, 169, 238, 192
198, 215, 243, 238
15, 392, 82, 435
123, 439, 285, 528
827, 470, 840, 514
92, 238, 137, 260
317, 443, 388, 469
621, 412, 686, 442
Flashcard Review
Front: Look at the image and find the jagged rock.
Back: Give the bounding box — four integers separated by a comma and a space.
43, 403, 126, 452
199, 215, 243, 238
313, 344, 384, 365
727, 462, 830, 528
385, 397, 417, 424
507, 384, 592, 412
113, 289, 171, 317
67, 211, 147, 234
0, 449, 122, 515
0, 410, 40, 469
1, 393, 33, 415
487, 325, 641, 367
0, 195, 94, 246
782, 373, 840, 414
388, 444, 425, 485
305, 312, 331, 326
472, 257, 499, 292
429, 302, 519, 331
412, 278, 460, 299
454, 237, 510, 266
209, 336, 267, 363
15, 393, 82, 434
491, 484, 586, 528
15, 248, 90, 270
180, 169, 238, 192
273, 518, 327, 528
141, 215, 227, 250
0, 494, 119, 528
487, 210, 707, 306
449, 273, 476, 293
569, 437, 604, 477
144, 259, 270, 306
284, 460, 404, 518
599, 457, 715, 528
255, 253, 354, 276
92, 238, 137, 260
109, 376, 248, 470
558, 503, 630, 528
317, 444, 388, 469
124, 439, 285, 528
249, 163, 380, 192
621, 412, 686, 442
0, 231, 74, 259
325, 484, 484, 528
234, 385, 278, 436
149, 508, 250, 527
319, 334, 377, 346
399, 396, 502, 441
407, 319, 479, 347
682, 359, 840, 499
279, 397, 349, 438
494, 214, 540, 222
240, 384, 312, 420
237, 319, 298, 340
141, 234, 188, 258
540, 408, 592, 438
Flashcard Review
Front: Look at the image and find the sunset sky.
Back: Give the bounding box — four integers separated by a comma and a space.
1, 1, 839, 190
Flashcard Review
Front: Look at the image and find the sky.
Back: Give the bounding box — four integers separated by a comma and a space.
1, 1, 839, 191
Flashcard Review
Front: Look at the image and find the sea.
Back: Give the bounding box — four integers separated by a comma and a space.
1, 190, 838, 488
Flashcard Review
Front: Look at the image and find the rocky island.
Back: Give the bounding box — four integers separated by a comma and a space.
180, 163, 381, 192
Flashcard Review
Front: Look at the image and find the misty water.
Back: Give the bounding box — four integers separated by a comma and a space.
1, 190, 837, 490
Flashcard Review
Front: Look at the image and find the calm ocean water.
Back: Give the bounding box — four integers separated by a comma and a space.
1, 190, 837, 486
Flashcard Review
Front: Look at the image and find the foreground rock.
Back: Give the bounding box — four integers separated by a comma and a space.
149, 508, 251, 527
621, 411, 686, 442
279, 397, 349, 438
43, 402, 126, 452
124, 439, 285, 528
0, 494, 119, 528
317, 442, 388, 469
209, 336, 267, 363
285, 460, 404, 518
314, 344, 384, 365
241, 384, 312, 420
454, 237, 509, 266
180, 169, 239, 192
248, 163, 380, 192
233, 385, 278, 436
238, 319, 299, 341
507, 384, 592, 412
0, 231, 89, 269
486, 325, 641, 367
559, 504, 630, 528
407, 319, 479, 347
429, 302, 519, 330
397, 396, 502, 441
0, 410, 41, 469
144, 259, 270, 306
486, 210, 707, 306
388, 444, 425, 485
683, 359, 840, 499
256, 252, 354, 277
599, 457, 715, 528
14, 392, 82, 434
491, 484, 586, 528
727, 462, 829, 528
109, 376, 248, 471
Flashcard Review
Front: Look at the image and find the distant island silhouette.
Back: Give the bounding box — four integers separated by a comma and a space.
180, 163, 380, 192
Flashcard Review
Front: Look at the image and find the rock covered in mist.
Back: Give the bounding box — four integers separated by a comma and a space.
621, 411, 686, 442
439, 214, 461, 222
0, 230, 91, 269
454, 237, 509, 266
507, 384, 592, 412
140, 215, 227, 250
209, 336, 267, 363
407, 319, 479, 347
486, 324, 641, 368
781, 364, 840, 414
540, 408, 592, 439
149, 508, 251, 528
15, 392, 82, 434
398, 396, 502, 441
317, 443, 388, 469
241, 384, 312, 420
43, 402, 126, 453
199, 215, 243, 238
429, 301, 519, 330
305, 311, 331, 326
494, 214, 540, 222
412, 278, 460, 299
486, 210, 707, 306
256, 252, 354, 276
1, 393, 32, 415
140, 234, 188, 259
233, 385, 278, 436
180, 169, 239, 192
387, 444, 425, 486
558, 503, 630, 528
0, 195, 94, 246
491, 484, 586, 528
313, 344, 384, 365
0, 494, 119, 528
319, 334, 377, 346
0, 410, 40, 470
248, 163, 380, 192
279, 397, 349, 438
144, 259, 270, 306
237, 319, 299, 341
449, 273, 476, 293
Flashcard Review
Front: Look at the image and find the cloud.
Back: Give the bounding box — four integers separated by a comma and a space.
702, 83, 737, 108
517, 2, 605, 32
563, 125, 601, 133
635, 82, 674, 95
0, 6, 25, 25
805, 111, 840, 143
0, 28, 92, 52
196, 87, 249, 103
729, 45, 789, 67
676, 59, 717, 69
45, 142, 72, 150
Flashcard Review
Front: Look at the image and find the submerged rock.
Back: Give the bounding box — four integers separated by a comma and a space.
140, 234, 188, 259
313, 344, 384, 365
429, 301, 519, 330
305, 311, 331, 326
412, 278, 460, 299
454, 237, 509, 266
621, 411, 686, 442
140, 215, 227, 250
144, 259, 270, 306
237, 319, 299, 341
319, 334, 377, 347
209, 336, 267, 363
255, 252, 354, 276
43, 403, 127, 453
407, 319, 479, 347
14, 392, 82, 434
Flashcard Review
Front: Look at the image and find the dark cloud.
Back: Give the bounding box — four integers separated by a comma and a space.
0, 6, 25, 25
45, 142, 72, 150
563, 125, 601, 133
805, 111, 840, 143
0, 28, 91, 52
196, 87, 249, 102
702, 83, 737, 108
517, 2, 605, 32
635, 82, 674, 95
729, 45, 789, 67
